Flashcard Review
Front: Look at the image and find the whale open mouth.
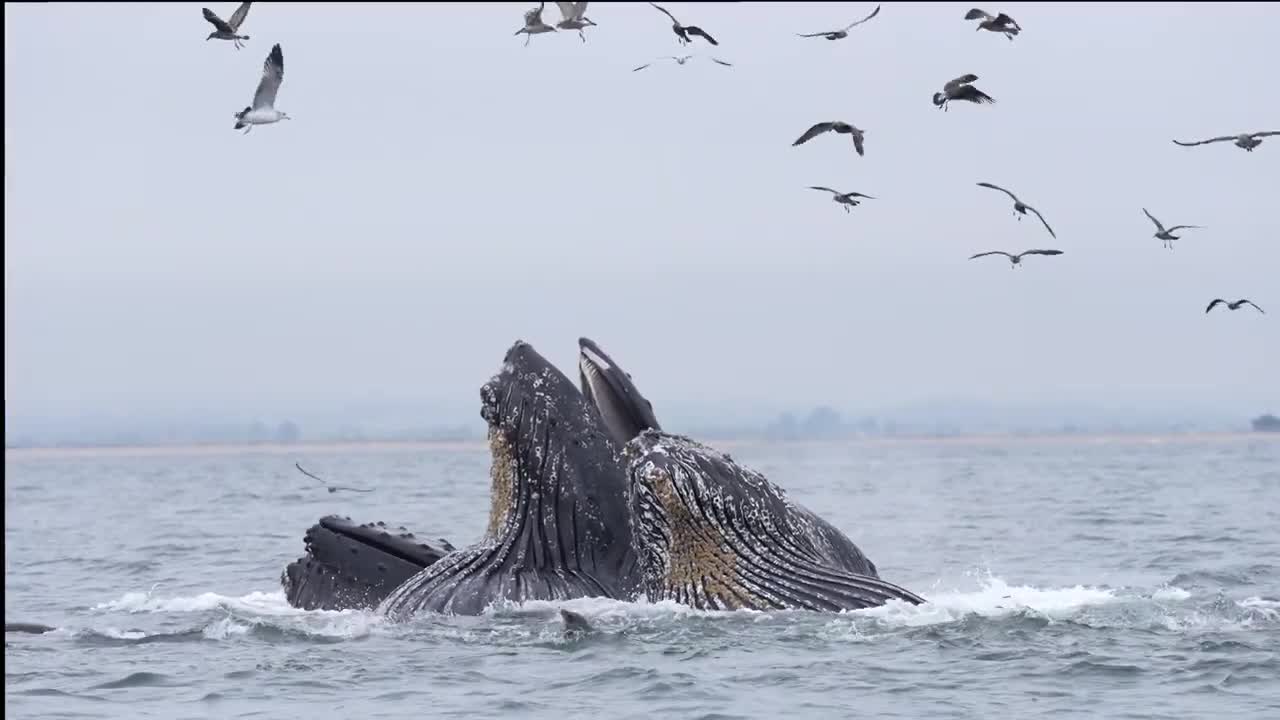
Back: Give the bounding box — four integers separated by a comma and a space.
626, 431, 926, 612
577, 337, 661, 447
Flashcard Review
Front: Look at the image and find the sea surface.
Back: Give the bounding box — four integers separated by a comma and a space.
5, 434, 1280, 719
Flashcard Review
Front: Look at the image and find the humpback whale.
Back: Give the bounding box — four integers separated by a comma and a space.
280, 337, 925, 616
624, 430, 925, 611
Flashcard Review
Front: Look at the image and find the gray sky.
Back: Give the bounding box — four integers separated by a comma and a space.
5, 2, 1279, 427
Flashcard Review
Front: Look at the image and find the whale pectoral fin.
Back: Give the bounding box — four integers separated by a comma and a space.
281, 515, 456, 611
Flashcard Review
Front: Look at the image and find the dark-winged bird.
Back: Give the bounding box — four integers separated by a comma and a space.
797, 5, 881, 40
1173, 131, 1280, 153
964, 8, 1020, 40
808, 186, 875, 213
650, 2, 719, 46
933, 74, 996, 111
1142, 208, 1203, 250
792, 121, 866, 156
1205, 299, 1265, 314
969, 249, 1063, 268
976, 182, 1056, 238
202, 2, 252, 49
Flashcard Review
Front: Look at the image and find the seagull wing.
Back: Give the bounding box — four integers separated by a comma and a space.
1165, 224, 1203, 232
1251, 131, 1280, 138
1172, 136, 1233, 146
796, 30, 837, 37
945, 74, 980, 92
844, 4, 882, 30
964, 8, 993, 21
1141, 208, 1166, 233
709, 57, 733, 66
632, 62, 653, 72
1205, 299, 1227, 313
649, 2, 679, 24
685, 26, 719, 45
793, 122, 835, 146
525, 2, 546, 25
202, 7, 234, 34
1240, 300, 1266, 314
227, 1, 252, 31
969, 251, 1014, 260
1018, 249, 1063, 258
993, 13, 1019, 29
555, 1, 586, 21
808, 186, 841, 195
976, 181, 1019, 202
1027, 206, 1056, 239
845, 192, 876, 199
252, 43, 284, 110
851, 131, 865, 156
957, 85, 996, 104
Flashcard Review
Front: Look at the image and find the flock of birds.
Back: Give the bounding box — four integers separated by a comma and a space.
201, 2, 1271, 316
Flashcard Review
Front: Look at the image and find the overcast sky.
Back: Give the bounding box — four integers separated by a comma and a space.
5, 2, 1278, 427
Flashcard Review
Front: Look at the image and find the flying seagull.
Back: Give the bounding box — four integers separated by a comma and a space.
202, 2, 252, 49
797, 5, 881, 40
515, 2, 557, 46
1173, 131, 1280, 153
933, 74, 995, 111
233, 43, 288, 134
632, 55, 732, 72
295, 463, 374, 494
1205, 298, 1265, 314
976, 182, 1056, 238
792, 121, 866, 156
964, 8, 1020, 40
650, 2, 719, 46
969, 249, 1063, 268
554, 1, 597, 42
808, 186, 875, 213
1142, 208, 1202, 250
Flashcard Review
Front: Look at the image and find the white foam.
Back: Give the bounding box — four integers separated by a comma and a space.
93, 589, 330, 616
847, 575, 1120, 628
1152, 586, 1193, 601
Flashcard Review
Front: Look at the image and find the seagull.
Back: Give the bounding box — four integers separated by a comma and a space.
1142, 208, 1203, 250
976, 183, 1056, 238
632, 55, 732, 72
796, 5, 881, 40
969, 249, 1063, 268
295, 463, 374, 494
1205, 298, 1266, 314
1173, 131, 1280, 153
933, 74, 995, 111
964, 8, 1020, 40
233, 43, 288, 134
202, 2, 252, 50
792, 122, 866, 156
650, 2, 719, 46
808, 186, 875, 213
554, 1, 597, 42
515, 2, 557, 46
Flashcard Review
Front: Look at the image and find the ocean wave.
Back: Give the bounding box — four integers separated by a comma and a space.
71, 574, 1278, 648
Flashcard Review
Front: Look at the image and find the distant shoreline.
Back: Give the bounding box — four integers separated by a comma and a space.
5, 431, 1273, 460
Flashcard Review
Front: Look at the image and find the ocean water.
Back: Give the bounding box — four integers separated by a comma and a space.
5, 435, 1280, 719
